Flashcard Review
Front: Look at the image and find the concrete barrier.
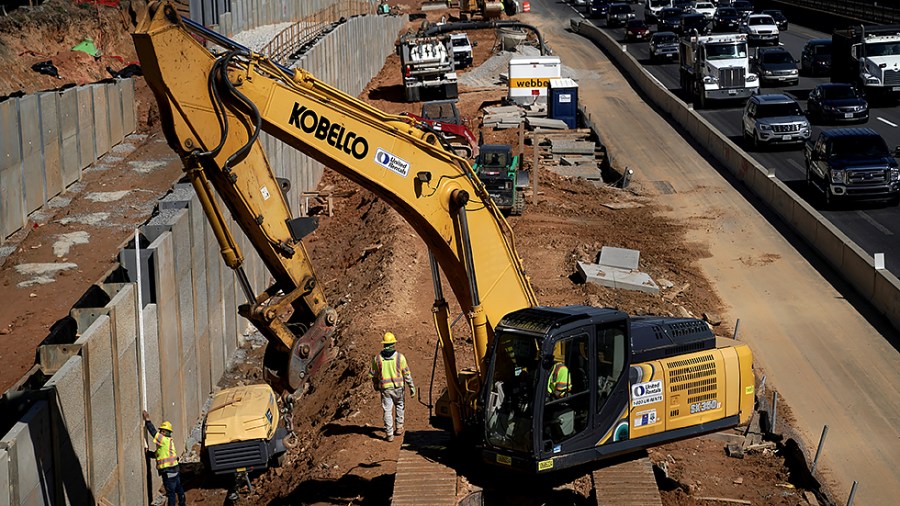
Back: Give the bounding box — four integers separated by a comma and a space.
576, 19, 900, 332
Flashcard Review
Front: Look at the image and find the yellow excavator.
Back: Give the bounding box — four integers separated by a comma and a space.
133, 1, 755, 474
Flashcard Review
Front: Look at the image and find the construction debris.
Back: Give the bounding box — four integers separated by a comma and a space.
577, 246, 660, 294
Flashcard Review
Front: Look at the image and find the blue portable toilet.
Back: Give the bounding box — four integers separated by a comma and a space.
548, 78, 578, 129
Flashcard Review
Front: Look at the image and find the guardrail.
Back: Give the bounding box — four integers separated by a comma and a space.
571, 18, 900, 332
767, 0, 900, 25
261, 1, 373, 65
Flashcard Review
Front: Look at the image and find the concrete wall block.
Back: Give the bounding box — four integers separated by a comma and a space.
147, 232, 186, 441
115, 339, 141, 452
107, 83, 125, 146
205, 222, 226, 384
19, 94, 45, 213
0, 448, 9, 506
142, 303, 163, 417
0, 98, 25, 240
42, 356, 90, 503
88, 377, 118, 498
58, 87, 81, 188
170, 211, 197, 358
5, 402, 54, 505
38, 92, 63, 201
76, 314, 113, 395
121, 424, 146, 506
107, 284, 137, 357
76, 87, 96, 170
221, 11, 232, 37
91, 84, 111, 159
119, 79, 136, 136
180, 345, 201, 430
160, 373, 187, 450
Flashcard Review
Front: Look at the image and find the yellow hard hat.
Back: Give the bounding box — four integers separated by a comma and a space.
382, 332, 397, 345
160, 421, 173, 432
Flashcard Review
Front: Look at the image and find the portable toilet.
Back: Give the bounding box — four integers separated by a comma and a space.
548, 78, 578, 129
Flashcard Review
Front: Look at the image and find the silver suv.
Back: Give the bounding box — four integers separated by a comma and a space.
742, 94, 810, 150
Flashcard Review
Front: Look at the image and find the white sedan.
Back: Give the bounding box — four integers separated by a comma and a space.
692, 2, 716, 19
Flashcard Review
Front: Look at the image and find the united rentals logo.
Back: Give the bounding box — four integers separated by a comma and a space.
288, 103, 368, 160
509, 77, 552, 88
374, 148, 410, 177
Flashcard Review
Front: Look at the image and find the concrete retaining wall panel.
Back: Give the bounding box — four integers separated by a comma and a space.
58, 88, 81, 188
19, 95, 45, 214
147, 231, 186, 445
161, 372, 187, 454
5, 401, 54, 505
142, 303, 163, 416
874, 272, 900, 329
223, 254, 238, 357
205, 222, 226, 384
38, 92, 63, 201
78, 314, 114, 396
42, 355, 90, 505
171, 210, 196, 358
0, 98, 25, 240
76, 87, 96, 170
842, 240, 876, 299
107, 83, 124, 146
120, 425, 146, 506
0, 448, 8, 506
91, 85, 111, 160
119, 80, 136, 136
180, 345, 201, 430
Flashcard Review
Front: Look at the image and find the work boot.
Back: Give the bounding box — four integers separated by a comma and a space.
395, 425, 404, 436
386, 434, 395, 442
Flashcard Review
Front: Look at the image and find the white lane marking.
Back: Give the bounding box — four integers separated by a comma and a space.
855, 211, 894, 235
877, 117, 898, 127
787, 158, 806, 174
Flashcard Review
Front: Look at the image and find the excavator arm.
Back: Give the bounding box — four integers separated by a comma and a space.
133, 2, 537, 427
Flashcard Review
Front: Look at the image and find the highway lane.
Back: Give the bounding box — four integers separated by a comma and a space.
572, 3, 900, 277
529, 2, 900, 503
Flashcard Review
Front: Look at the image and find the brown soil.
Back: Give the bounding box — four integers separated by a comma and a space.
0, 1, 820, 505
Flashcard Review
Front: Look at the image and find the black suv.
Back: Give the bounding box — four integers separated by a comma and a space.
753, 46, 799, 86
805, 128, 900, 206
713, 7, 741, 32
658, 7, 684, 33
800, 38, 832, 76
761, 9, 788, 31
680, 13, 711, 35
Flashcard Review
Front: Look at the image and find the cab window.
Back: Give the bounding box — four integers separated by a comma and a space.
542, 334, 590, 445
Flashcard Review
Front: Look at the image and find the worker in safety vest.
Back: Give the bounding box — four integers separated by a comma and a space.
547, 360, 571, 399
368, 332, 416, 441
142, 410, 186, 506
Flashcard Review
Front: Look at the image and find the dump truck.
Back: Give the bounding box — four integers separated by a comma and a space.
398, 34, 458, 102
679, 33, 758, 108
832, 24, 900, 100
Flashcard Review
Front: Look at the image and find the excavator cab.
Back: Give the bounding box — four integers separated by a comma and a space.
483, 306, 630, 472
482, 306, 753, 473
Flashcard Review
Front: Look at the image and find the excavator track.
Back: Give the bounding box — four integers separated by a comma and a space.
591, 452, 662, 506
392, 431, 458, 506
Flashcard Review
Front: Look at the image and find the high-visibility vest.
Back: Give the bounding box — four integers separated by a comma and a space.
371, 351, 409, 390
547, 362, 571, 398
154, 431, 179, 470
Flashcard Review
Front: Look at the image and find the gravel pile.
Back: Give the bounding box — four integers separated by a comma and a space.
231, 22, 294, 52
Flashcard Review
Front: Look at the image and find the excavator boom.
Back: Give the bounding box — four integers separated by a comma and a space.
133, 2, 536, 414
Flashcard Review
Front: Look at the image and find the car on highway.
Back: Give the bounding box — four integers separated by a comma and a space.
713, 7, 741, 32
644, 0, 671, 23
625, 19, 652, 41
649, 31, 680, 62
742, 94, 811, 149
752, 46, 798, 86
587, 0, 611, 18
806, 83, 869, 124
692, 1, 717, 19
800, 38, 832, 76
672, 0, 693, 12
607, 3, 636, 27
805, 128, 900, 206
680, 12, 711, 35
761, 9, 788, 31
732, 0, 754, 18
740, 14, 779, 46
657, 7, 684, 32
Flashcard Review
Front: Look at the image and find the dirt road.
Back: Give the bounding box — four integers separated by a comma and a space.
525, 3, 900, 504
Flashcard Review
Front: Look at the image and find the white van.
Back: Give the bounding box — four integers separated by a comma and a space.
644, 0, 673, 23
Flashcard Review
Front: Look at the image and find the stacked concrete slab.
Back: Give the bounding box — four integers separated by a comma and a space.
0, 79, 137, 243
0, 11, 404, 504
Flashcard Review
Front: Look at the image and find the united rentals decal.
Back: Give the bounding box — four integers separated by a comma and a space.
288, 103, 368, 160
509, 77, 552, 88
374, 148, 410, 177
